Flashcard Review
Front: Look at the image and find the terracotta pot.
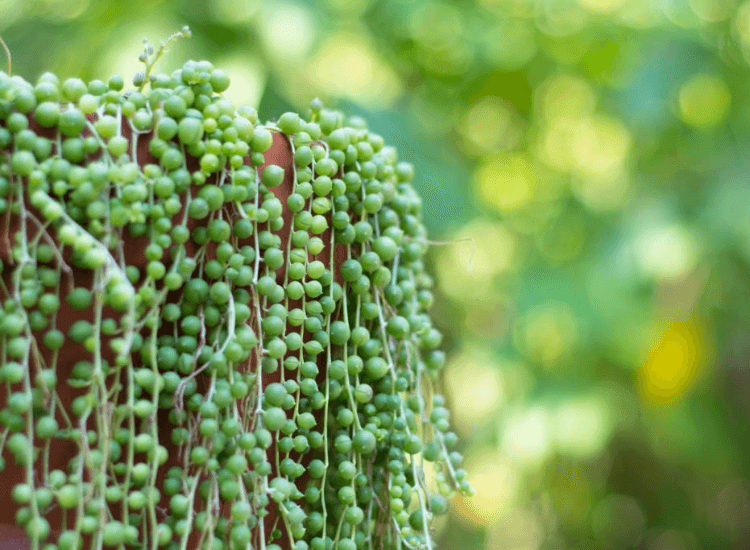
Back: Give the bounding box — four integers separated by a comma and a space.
0, 111, 346, 549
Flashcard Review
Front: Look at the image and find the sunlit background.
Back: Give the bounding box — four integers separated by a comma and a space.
5, 0, 750, 548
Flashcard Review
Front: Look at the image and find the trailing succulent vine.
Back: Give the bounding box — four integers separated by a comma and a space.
0, 29, 472, 550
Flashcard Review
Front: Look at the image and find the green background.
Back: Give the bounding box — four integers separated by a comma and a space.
3, 0, 749, 548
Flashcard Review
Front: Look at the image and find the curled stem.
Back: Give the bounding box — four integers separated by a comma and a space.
138, 26, 191, 92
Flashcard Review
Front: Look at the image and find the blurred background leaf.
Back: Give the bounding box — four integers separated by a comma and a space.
7, 0, 750, 547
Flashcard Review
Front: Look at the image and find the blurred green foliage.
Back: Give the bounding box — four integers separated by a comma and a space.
4, 0, 750, 548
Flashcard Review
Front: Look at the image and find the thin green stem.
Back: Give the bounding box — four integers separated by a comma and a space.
0, 35, 10, 75
137, 27, 191, 92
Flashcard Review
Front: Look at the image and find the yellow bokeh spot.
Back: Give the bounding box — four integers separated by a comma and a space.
553, 393, 613, 458
678, 74, 731, 128
0, 0, 23, 27
306, 31, 402, 109
485, 509, 545, 550
476, 0, 535, 17
537, 73, 596, 122
571, 171, 631, 211
639, 320, 712, 403
408, 3, 463, 50
259, 3, 316, 63
662, 0, 704, 28
514, 303, 579, 367
445, 347, 505, 435
407, 3, 473, 76
616, 0, 665, 29
323, 0, 374, 15
539, 118, 579, 172
572, 115, 631, 180
536, 1, 589, 38
540, 113, 631, 211
38, 0, 91, 21
736, 2, 750, 49
215, 55, 267, 108
436, 218, 517, 302
482, 20, 539, 70
475, 154, 536, 213
634, 224, 699, 280
689, 0, 734, 22
211, 0, 260, 23
419, 458, 440, 496
499, 405, 553, 467
578, 0, 628, 15
457, 96, 522, 157
453, 449, 519, 526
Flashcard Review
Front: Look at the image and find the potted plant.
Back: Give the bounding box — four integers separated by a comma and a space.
0, 29, 472, 550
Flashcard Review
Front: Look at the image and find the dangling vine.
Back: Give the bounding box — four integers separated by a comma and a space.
0, 29, 473, 550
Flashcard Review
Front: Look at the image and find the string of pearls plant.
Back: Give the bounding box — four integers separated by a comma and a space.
0, 29, 472, 550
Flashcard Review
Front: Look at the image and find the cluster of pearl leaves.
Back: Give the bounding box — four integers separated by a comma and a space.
0, 40, 473, 550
